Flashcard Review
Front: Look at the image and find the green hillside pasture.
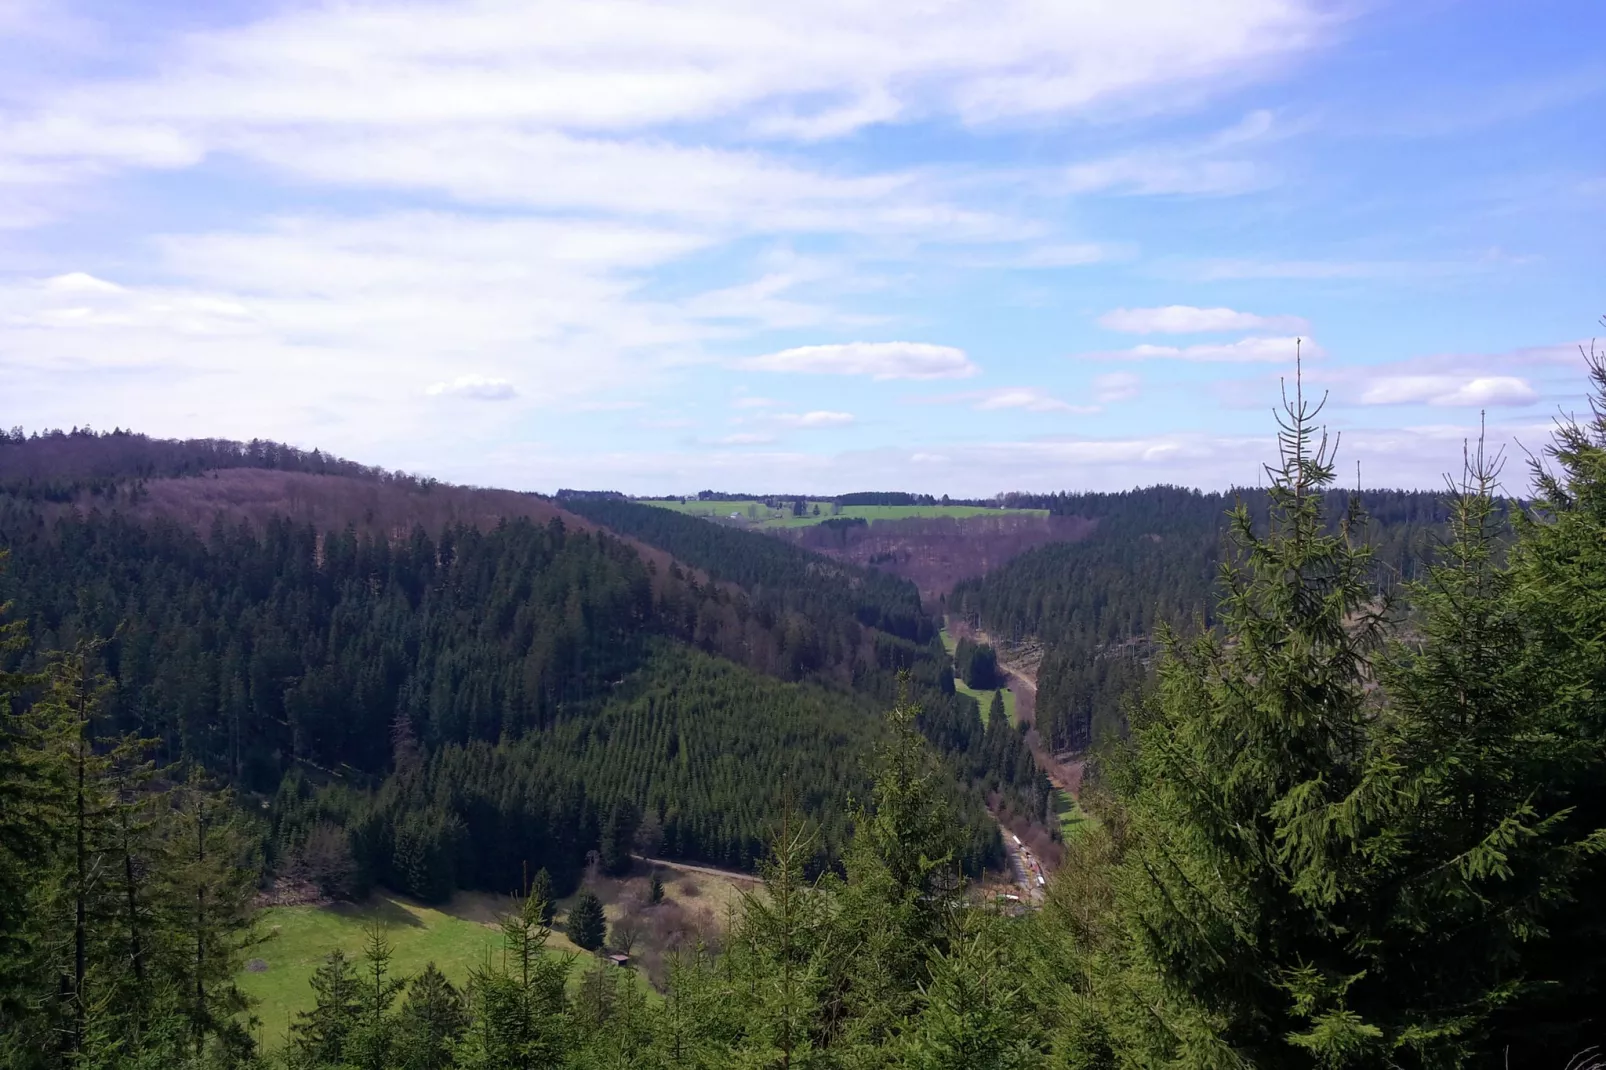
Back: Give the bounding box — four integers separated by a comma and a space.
242, 893, 504, 1051
241, 883, 667, 1051
634, 499, 1045, 529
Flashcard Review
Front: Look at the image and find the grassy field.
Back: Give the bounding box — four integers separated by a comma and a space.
939, 626, 1018, 724
635, 499, 1045, 529
1054, 788, 1099, 840
240, 872, 707, 1051
241, 892, 508, 1051
956, 678, 1017, 724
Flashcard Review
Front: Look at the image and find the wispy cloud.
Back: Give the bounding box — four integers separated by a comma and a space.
914, 386, 1095, 413
1084, 336, 1316, 363
769, 411, 857, 429
1359, 375, 1539, 407
426, 375, 517, 401
739, 341, 978, 380
1094, 372, 1142, 403
1061, 110, 1281, 196
1098, 305, 1309, 334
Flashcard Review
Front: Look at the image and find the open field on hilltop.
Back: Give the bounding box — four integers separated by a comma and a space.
635, 499, 1046, 529
241, 864, 744, 1051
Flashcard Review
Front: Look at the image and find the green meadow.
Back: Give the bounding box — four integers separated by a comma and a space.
1054, 788, 1099, 840
956, 677, 1017, 724
938, 626, 1019, 724
635, 499, 1044, 529
239, 890, 639, 1052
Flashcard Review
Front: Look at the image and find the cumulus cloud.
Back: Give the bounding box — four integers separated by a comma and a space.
1098, 304, 1308, 334
1089, 336, 1316, 363
1360, 375, 1539, 407
426, 375, 517, 401
714, 432, 778, 446
770, 411, 857, 428
739, 341, 978, 380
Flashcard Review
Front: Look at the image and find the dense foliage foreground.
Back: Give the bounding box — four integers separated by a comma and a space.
3, 346, 1606, 1067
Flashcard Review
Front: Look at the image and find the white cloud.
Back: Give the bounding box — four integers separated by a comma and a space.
733, 396, 779, 409
739, 341, 978, 380
1062, 110, 1280, 196
974, 389, 1083, 413
1090, 336, 1317, 363
1098, 304, 1308, 334
917, 387, 1093, 413
45, 271, 125, 294
714, 432, 778, 446
770, 411, 857, 428
470, 419, 1550, 497
0, 1, 1331, 236
426, 375, 517, 401
1360, 375, 1539, 407
1094, 372, 1142, 403
52, 2, 1327, 134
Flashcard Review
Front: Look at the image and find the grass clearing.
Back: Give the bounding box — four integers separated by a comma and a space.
940, 626, 1017, 724
241, 865, 748, 1052
635, 499, 1044, 529
242, 889, 637, 1050
956, 678, 1017, 724
241, 892, 506, 1051
1055, 789, 1099, 840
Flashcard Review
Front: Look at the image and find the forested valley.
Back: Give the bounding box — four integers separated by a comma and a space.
1, 343, 1604, 1068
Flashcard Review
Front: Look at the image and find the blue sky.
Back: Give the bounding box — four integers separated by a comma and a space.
2, 0, 1601, 495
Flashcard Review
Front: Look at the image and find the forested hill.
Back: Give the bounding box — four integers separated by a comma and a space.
0, 425, 431, 497
561, 495, 933, 644
951, 485, 1459, 751
0, 428, 1044, 904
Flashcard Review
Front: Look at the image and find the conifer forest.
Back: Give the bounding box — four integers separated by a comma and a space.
3, 343, 1605, 1069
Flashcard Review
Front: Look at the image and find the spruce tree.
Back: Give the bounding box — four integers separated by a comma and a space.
905, 908, 1038, 1070
343, 921, 408, 1070
1496, 333, 1606, 1055
1114, 368, 1393, 1064
568, 891, 605, 952
529, 868, 556, 925
460, 889, 574, 1068
731, 804, 833, 1069
292, 949, 364, 1066
600, 801, 638, 877
393, 962, 467, 1070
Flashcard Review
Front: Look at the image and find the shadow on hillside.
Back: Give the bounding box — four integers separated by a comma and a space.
321, 893, 426, 929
